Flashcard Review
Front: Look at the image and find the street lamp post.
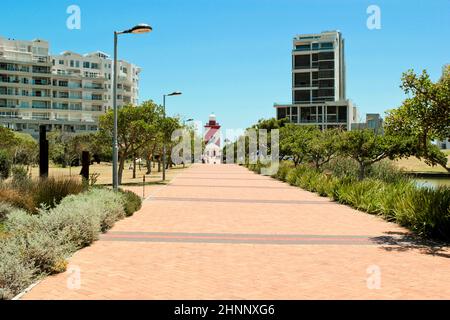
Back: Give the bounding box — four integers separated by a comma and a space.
162, 91, 182, 181
112, 24, 152, 191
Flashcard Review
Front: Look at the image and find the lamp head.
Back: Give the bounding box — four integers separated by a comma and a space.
123, 24, 152, 34
167, 92, 182, 96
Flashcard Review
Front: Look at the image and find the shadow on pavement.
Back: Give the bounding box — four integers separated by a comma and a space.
371, 231, 450, 258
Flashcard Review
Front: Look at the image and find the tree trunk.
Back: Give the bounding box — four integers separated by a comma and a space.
132, 156, 136, 179
157, 160, 161, 172
315, 161, 320, 171
146, 156, 152, 174
166, 155, 170, 169
358, 162, 365, 181
118, 156, 125, 185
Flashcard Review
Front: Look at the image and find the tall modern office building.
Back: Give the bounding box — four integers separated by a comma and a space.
274, 31, 358, 130
0, 36, 140, 138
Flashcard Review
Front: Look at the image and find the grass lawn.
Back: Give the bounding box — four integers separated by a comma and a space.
392, 152, 450, 174
28, 162, 187, 186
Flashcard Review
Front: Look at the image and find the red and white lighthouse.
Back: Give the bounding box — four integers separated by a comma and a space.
203, 113, 221, 164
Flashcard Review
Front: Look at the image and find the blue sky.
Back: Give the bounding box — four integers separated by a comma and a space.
1, 0, 449, 132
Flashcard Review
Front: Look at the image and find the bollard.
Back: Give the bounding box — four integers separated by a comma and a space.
142, 174, 146, 199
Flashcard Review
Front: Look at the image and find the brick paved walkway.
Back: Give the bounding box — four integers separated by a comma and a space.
22, 164, 450, 299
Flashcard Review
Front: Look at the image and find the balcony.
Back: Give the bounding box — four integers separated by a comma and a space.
0, 65, 30, 73
32, 80, 51, 86
84, 84, 104, 90
84, 95, 104, 101
32, 105, 50, 109
31, 67, 51, 74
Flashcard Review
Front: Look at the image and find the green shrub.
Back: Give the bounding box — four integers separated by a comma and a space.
367, 160, 407, 183
0, 239, 36, 300
336, 179, 386, 214
249, 161, 450, 241
43, 188, 125, 244
324, 157, 359, 180
395, 186, 450, 240
4, 209, 72, 274
11, 166, 29, 183
0, 188, 127, 299
0, 151, 11, 180
119, 189, 142, 217
0, 202, 15, 222
271, 163, 292, 181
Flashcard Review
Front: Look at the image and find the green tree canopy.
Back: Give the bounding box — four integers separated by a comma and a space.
385, 66, 450, 171
339, 129, 407, 180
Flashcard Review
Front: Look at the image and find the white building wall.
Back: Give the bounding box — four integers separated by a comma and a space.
0, 36, 141, 137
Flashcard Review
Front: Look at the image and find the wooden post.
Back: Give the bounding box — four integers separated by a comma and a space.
39, 125, 49, 178
80, 151, 90, 182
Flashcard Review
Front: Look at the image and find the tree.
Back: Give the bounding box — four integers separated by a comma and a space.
0, 128, 38, 175
0, 126, 16, 151
47, 131, 77, 167
339, 129, 404, 180
11, 132, 38, 170
0, 149, 11, 180
279, 124, 314, 166
306, 128, 341, 170
251, 117, 288, 131
385, 66, 450, 171
99, 100, 165, 184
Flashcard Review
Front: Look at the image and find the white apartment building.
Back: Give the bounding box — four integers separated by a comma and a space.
274, 31, 358, 130
0, 36, 141, 137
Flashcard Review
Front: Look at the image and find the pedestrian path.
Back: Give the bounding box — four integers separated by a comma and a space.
22, 164, 450, 299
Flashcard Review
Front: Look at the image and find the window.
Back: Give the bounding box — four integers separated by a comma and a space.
59, 60, 64, 65
294, 72, 310, 87
318, 70, 334, 79
294, 55, 310, 69
318, 51, 334, 60
319, 61, 334, 70
291, 107, 298, 123
338, 106, 347, 122
300, 106, 317, 123
277, 108, 287, 120
318, 89, 334, 98
326, 106, 337, 122
295, 44, 311, 51
70, 60, 74, 67
83, 61, 90, 68
294, 90, 310, 104
75, 61, 80, 68
319, 79, 334, 88
320, 42, 334, 49
91, 63, 99, 69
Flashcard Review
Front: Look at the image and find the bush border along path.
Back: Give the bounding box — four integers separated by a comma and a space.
247, 162, 450, 242
0, 188, 142, 300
